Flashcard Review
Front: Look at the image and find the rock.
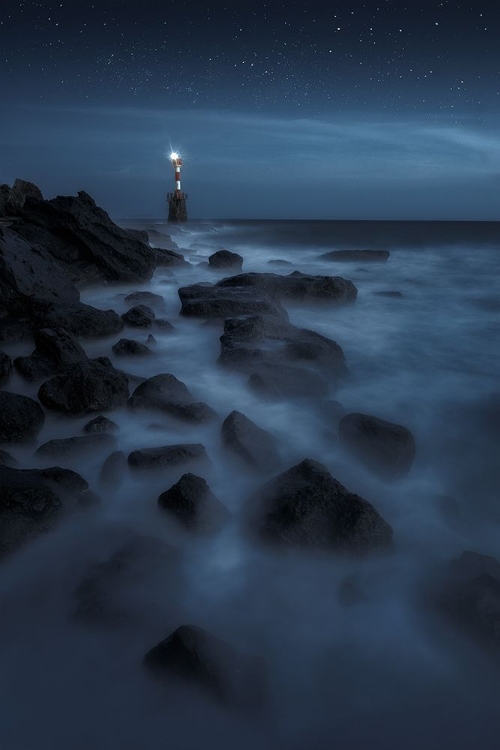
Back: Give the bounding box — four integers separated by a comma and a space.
0, 226, 80, 317
208, 249, 243, 270
154, 247, 189, 267
374, 290, 403, 298
318, 249, 390, 262
0, 464, 91, 557
245, 458, 393, 553
83, 415, 119, 434
99, 451, 127, 488
339, 413, 416, 479
146, 335, 157, 345
0, 317, 34, 343
128, 444, 209, 471
73, 533, 176, 624
143, 624, 264, 709
121, 304, 156, 328
33, 301, 124, 338
129, 373, 217, 423
38, 359, 129, 414
124, 291, 166, 311
216, 271, 357, 304
13, 188, 156, 284
7, 179, 44, 213
14, 327, 88, 381
178, 283, 288, 320
0, 350, 12, 385
0, 183, 11, 216
0, 392, 45, 443
35, 433, 116, 462
218, 314, 347, 378
434, 551, 500, 652
248, 363, 330, 399
124, 228, 149, 243
0, 449, 18, 467
158, 473, 230, 533
112, 338, 152, 357
221, 411, 281, 471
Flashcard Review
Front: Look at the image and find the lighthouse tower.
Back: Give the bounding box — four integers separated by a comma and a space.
167, 152, 188, 222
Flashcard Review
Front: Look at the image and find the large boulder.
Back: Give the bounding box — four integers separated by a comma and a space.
0, 392, 45, 443
432, 551, 500, 652
216, 271, 357, 304
129, 373, 217, 423
143, 624, 264, 709
128, 444, 209, 471
248, 362, 329, 399
38, 358, 129, 414
218, 314, 347, 378
208, 249, 243, 271
0, 350, 12, 385
158, 473, 230, 533
178, 283, 288, 320
32, 300, 124, 338
245, 458, 393, 553
0, 464, 92, 557
221, 411, 281, 471
318, 249, 390, 262
35, 433, 116, 462
13, 188, 157, 284
339, 413, 416, 479
14, 327, 88, 381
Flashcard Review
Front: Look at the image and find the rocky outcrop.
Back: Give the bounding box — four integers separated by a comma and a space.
318, 249, 390, 262
216, 271, 357, 304
129, 373, 217, 423
112, 338, 152, 357
218, 314, 347, 378
208, 249, 243, 271
158, 473, 230, 533
339, 413, 416, 479
0, 392, 45, 443
221, 411, 281, 471
14, 327, 88, 381
128, 444, 209, 471
0, 350, 12, 385
38, 358, 129, 414
245, 458, 393, 553
32, 300, 124, 338
143, 624, 264, 709
0, 464, 92, 557
35, 433, 116, 462
178, 283, 288, 320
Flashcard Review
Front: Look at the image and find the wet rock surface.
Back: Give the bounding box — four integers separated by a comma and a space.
178, 283, 289, 320
221, 410, 281, 471
129, 373, 217, 423
35, 433, 116, 462
208, 249, 243, 270
216, 271, 358, 303
245, 458, 393, 553
0, 391, 45, 443
83, 415, 119, 434
128, 443, 209, 471
112, 338, 152, 357
14, 327, 88, 381
158, 473, 230, 533
339, 412, 416, 479
33, 301, 124, 338
38, 359, 130, 414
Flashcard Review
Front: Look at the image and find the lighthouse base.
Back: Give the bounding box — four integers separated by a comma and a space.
167, 193, 188, 222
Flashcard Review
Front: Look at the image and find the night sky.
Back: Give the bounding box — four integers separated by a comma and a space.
1, 1, 499, 219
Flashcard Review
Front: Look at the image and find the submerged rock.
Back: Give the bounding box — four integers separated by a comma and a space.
245, 458, 393, 553
112, 338, 152, 357
0, 392, 45, 443
216, 271, 357, 304
143, 624, 264, 709
158, 473, 230, 533
129, 373, 217, 423
35, 433, 116, 462
208, 249, 243, 270
83, 415, 119, 434
318, 249, 390, 262
339, 412, 416, 479
128, 443, 209, 471
38, 358, 129, 414
124, 291, 166, 311
0, 464, 92, 557
221, 410, 281, 471
178, 283, 288, 320
121, 304, 156, 328
14, 327, 87, 381
248, 362, 329, 399
99, 451, 127, 488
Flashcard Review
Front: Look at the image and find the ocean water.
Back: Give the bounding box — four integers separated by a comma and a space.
0, 219, 499, 749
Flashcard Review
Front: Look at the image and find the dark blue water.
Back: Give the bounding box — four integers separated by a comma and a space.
0, 220, 499, 749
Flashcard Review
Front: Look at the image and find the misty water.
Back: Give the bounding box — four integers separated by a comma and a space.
1, 220, 499, 749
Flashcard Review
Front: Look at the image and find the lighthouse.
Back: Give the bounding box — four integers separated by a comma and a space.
167, 152, 188, 222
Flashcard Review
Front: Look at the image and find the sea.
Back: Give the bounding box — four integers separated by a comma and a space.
0, 219, 499, 749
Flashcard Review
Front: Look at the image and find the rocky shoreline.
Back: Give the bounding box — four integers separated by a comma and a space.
1, 179, 499, 705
